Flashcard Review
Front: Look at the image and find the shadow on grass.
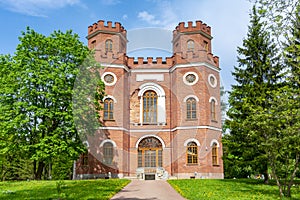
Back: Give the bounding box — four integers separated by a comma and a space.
0, 179, 130, 200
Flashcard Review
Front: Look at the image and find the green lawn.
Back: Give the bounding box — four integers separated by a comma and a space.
168, 179, 300, 200
0, 179, 130, 200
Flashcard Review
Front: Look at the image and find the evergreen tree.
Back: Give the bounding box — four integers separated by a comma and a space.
224, 6, 282, 182
225, 5, 300, 198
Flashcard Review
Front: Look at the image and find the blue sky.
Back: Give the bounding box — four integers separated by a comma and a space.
0, 0, 252, 91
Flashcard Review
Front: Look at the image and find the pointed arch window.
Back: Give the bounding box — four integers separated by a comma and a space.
143, 91, 157, 123
186, 97, 197, 119
187, 40, 194, 51
204, 41, 208, 51
187, 142, 198, 164
211, 99, 216, 121
103, 142, 113, 165
212, 143, 219, 166
104, 98, 114, 120
81, 151, 88, 166
105, 39, 113, 52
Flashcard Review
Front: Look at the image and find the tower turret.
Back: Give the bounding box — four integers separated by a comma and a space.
172, 21, 217, 65
87, 20, 128, 64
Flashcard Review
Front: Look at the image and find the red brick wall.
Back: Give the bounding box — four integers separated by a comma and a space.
75, 20, 223, 179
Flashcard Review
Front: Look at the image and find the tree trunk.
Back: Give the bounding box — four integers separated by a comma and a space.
287, 153, 299, 198
272, 168, 284, 198
34, 161, 45, 180
263, 170, 269, 184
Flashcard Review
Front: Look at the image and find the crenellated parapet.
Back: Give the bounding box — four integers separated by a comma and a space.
173, 21, 211, 37
88, 20, 127, 36
126, 57, 173, 68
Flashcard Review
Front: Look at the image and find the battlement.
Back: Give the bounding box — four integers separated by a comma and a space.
173, 21, 211, 36
88, 20, 126, 36
127, 57, 173, 68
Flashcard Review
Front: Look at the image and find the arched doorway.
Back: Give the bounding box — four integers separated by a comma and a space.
138, 137, 163, 168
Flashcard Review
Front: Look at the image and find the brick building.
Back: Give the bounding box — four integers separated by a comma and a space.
75, 20, 224, 179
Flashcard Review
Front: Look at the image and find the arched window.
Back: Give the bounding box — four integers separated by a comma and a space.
204, 41, 208, 51
104, 98, 114, 120
138, 137, 163, 167
212, 143, 219, 166
211, 99, 216, 121
187, 40, 194, 51
143, 91, 157, 123
103, 142, 113, 165
81, 151, 88, 166
186, 97, 197, 119
91, 40, 96, 49
187, 142, 198, 164
105, 39, 113, 52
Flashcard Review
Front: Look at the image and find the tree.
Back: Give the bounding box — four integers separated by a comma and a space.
224, 6, 282, 183
251, 0, 300, 50
0, 28, 104, 180
225, 5, 300, 198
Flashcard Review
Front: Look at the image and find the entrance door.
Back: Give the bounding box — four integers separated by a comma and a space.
138, 137, 163, 168
145, 150, 156, 167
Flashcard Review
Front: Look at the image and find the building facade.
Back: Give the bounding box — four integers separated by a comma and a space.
75, 20, 224, 179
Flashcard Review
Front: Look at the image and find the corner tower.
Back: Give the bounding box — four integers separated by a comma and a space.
172, 21, 219, 66
87, 20, 127, 64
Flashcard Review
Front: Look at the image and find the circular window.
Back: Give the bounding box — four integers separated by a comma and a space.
101, 72, 117, 86
183, 72, 199, 86
186, 74, 196, 83
104, 74, 114, 84
208, 74, 217, 88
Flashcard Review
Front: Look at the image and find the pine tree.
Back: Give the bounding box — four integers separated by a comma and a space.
224, 6, 282, 182
225, 5, 300, 198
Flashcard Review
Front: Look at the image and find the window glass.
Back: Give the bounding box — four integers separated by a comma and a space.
104, 98, 114, 120
212, 143, 218, 166
105, 39, 113, 52
187, 142, 198, 164
103, 142, 113, 165
143, 91, 157, 123
187, 40, 194, 51
187, 98, 197, 120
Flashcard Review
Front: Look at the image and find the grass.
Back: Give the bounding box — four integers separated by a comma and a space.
168, 179, 300, 200
0, 179, 130, 200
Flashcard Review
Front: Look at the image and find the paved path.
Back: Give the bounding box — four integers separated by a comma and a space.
110, 180, 186, 200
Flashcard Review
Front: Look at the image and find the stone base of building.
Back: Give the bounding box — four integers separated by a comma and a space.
174, 172, 224, 179
75, 173, 124, 180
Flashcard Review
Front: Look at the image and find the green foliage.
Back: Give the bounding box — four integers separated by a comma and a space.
51, 155, 75, 180
252, 0, 300, 49
224, 6, 282, 180
168, 179, 300, 200
0, 27, 105, 180
0, 179, 130, 199
72, 51, 105, 140
224, 4, 300, 198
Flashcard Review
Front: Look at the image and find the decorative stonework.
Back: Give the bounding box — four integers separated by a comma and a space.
208, 74, 217, 88
77, 20, 223, 180
136, 74, 164, 82
101, 72, 117, 86
130, 89, 140, 124
183, 72, 199, 86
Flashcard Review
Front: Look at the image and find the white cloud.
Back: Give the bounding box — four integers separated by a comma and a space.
138, 11, 161, 25
137, 1, 177, 29
134, 0, 252, 91
0, 0, 81, 16
122, 14, 128, 20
